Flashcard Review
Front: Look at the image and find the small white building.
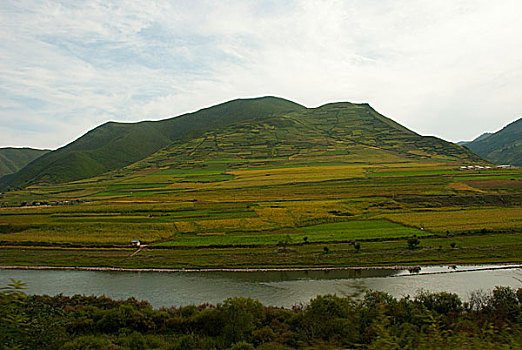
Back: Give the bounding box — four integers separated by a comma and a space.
131, 240, 141, 247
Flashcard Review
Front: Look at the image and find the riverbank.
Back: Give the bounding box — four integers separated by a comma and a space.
0, 264, 423, 273
2, 233, 521, 270
1, 263, 521, 274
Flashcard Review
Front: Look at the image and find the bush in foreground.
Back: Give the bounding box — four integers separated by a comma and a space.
1, 280, 521, 349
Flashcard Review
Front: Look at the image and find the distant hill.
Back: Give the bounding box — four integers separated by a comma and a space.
1, 97, 484, 190
457, 132, 493, 146
0, 148, 49, 177
464, 118, 522, 166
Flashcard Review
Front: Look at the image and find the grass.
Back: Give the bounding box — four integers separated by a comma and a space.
156, 219, 425, 247
302, 220, 426, 240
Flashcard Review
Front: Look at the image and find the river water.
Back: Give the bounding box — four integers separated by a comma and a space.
1, 265, 521, 308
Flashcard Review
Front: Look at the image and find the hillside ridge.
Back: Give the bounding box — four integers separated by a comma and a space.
1, 97, 484, 190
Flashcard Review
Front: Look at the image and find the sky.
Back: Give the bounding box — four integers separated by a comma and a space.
1, 0, 521, 150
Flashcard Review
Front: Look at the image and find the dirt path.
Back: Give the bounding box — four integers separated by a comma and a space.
129, 245, 147, 257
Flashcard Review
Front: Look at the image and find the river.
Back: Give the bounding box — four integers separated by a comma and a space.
1, 265, 521, 308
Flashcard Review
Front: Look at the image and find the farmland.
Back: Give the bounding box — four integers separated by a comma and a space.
1, 159, 520, 269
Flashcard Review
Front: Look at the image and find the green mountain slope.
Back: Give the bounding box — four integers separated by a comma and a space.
2, 97, 484, 190
0, 148, 49, 177
0, 97, 304, 189
129, 102, 482, 172
465, 118, 522, 166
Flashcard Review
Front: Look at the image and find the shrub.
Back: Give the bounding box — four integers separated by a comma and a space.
467, 290, 489, 313
229, 341, 255, 350
407, 236, 420, 250
256, 343, 289, 350
173, 334, 199, 350
218, 297, 265, 346
415, 291, 462, 314
62, 335, 113, 350
303, 295, 359, 344
118, 331, 146, 350
488, 286, 520, 320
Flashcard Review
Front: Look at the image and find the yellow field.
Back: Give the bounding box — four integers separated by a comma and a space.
382, 207, 522, 233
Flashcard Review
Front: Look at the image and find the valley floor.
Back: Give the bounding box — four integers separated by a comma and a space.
1, 161, 521, 269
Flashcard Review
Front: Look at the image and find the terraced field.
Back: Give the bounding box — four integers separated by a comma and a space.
0, 160, 520, 268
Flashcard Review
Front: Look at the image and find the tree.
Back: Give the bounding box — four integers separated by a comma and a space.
303, 294, 359, 344
488, 286, 520, 320
415, 291, 462, 314
407, 236, 420, 250
219, 297, 265, 346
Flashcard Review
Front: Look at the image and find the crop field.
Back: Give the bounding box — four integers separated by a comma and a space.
301, 220, 426, 240
0, 160, 520, 268
381, 207, 522, 233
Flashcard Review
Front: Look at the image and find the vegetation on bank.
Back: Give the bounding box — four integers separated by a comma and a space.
1, 280, 521, 349
1, 232, 521, 269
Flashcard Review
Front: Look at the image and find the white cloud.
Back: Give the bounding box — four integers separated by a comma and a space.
1, 0, 521, 149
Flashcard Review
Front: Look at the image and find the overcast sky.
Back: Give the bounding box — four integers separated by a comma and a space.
1, 0, 521, 149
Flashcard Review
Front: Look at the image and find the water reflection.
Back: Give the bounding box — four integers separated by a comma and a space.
204, 268, 397, 283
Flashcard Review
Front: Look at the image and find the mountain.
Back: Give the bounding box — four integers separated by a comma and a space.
1, 97, 483, 190
0, 97, 305, 189
127, 101, 482, 173
457, 132, 492, 146
0, 147, 49, 177
464, 118, 522, 166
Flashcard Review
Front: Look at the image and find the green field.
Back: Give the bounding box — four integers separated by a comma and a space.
1, 158, 521, 268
